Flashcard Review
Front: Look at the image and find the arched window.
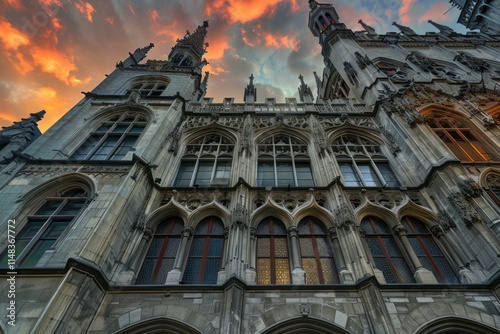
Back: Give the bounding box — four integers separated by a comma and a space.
333, 135, 400, 187
257, 134, 314, 187
136, 217, 183, 284
401, 217, 458, 283
256, 217, 291, 284
0, 188, 88, 267
361, 216, 414, 283
428, 112, 494, 162
128, 81, 168, 96
298, 217, 339, 284
174, 134, 233, 187
183, 217, 224, 284
71, 113, 147, 160
484, 172, 500, 206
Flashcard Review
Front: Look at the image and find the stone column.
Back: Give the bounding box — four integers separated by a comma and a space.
393, 224, 437, 283
430, 225, 479, 283
166, 226, 193, 284
289, 226, 306, 284
245, 227, 257, 284
129, 227, 153, 271
328, 227, 353, 283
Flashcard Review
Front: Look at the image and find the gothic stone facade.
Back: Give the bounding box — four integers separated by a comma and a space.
1, 2, 500, 334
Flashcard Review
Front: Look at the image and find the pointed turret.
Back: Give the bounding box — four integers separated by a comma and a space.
244, 74, 257, 104
428, 20, 455, 35
307, 0, 341, 37
392, 21, 418, 36
194, 71, 210, 101
0, 110, 45, 162
298, 74, 314, 103
116, 42, 154, 69
358, 19, 377, 36
313, 71, 323, 101
168, 20, 209, 68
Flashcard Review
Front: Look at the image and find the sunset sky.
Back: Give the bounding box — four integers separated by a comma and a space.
0, 0, 467, 132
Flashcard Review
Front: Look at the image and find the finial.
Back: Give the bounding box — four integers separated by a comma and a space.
249, 74, 254, 85
299, 74, 305, 85
428, 19, 455, 35
392, 21, 418, 36
309, 0, 318, 10
298, 74, 314, 103
358, 19, 377, 35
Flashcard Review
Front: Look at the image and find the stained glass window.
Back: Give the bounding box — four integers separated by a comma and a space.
428, 113, 495, 162
71, 114, 147, 160
332, 135, 400, 188
257, 135, 314, 187
0, 188, 87, 267
174, 135, 234, 187
298, 217, 339, 284
256, 217, 291, 284
361, 216, 414, 283
401, 217, 459, 283
136, 217, 183, 284
183, 216, 224, 284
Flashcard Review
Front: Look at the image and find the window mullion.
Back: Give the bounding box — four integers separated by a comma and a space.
290, 141, 298, 186
351, 159, 365, 187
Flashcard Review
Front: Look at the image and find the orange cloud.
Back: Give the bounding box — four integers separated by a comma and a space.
399, 0, 417, 25
0, 19, 30, 50
206, 0, 290, 23
13, 52, 34, 75
385, 8, 393, 20
74, 0, 95, 22
205, 64, 228, 76
241, 25, 299, 51
104, 17, 114, 25
418, 3, 450, 25
30, 47, 90, 85
128, 1, 136, 15
3, 0, 23, 10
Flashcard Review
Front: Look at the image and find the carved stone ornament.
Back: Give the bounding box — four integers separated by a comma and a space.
430, 225, 444, 238
437, 211, 456, 230
458, 178, 481, 198
354, 51, 372, 69
239, 115, 254, 155
231, 203, 249, 227
167, 123, 184, 155
481, 115, 497, 128
334, 203, 355, 230
298, 303, 311, 317
343, 61, 357, 85
392, 225, 407, 238
328, 226, 338, 239
378, 125, 401, 155
133, 213, 146, 231
311, 115, 329, 156
448, 191, 481, 228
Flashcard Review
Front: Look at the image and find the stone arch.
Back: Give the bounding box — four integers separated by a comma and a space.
119, 74, 172, 95
90, 103, 155, 124
17, 172, 96, 218
145, 201, 189, 230
110, 305, 214, 334
254, 126, 312, 148
189, 201, 231, 229
293, 203, 335, 229
479, 167, 500, 190
355, 201, 399, 228
396, 201, 439, 228
327, 126, 383, 146
249, 303, 363, 334
402, 303, 499, 334
419, 104, 469, 120
415, 316, 500, 334
251, 201, 294, 229
182, 125, 239, 148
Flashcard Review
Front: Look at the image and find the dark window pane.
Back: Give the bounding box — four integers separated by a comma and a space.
377, 163, 400, 187
195, 161, 215, 185
20, 240, 54, 267
358, 164, 382, 187
34, 201, 61, 215
340, 163, 362, 186
296, 163, 314, 186
276, 161, 294, 186
258, 162, 275, 186
174, 162, 195, 186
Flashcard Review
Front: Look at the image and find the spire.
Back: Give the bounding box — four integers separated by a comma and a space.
117, 42, 154, 69
428, 20, 455, 35
449, 0, 466, 10
298, 74, 314, 103
313, 71, 323, 100
174, 20, 209, 58
244, 74, 257, 103
392, 21, 418, 36
194, 71, 210, 101
358, 19, 377, 35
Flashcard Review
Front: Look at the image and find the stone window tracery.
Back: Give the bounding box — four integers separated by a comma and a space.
361, 216, 414, 283
136, 217, 183, 284
182, 217, 224, 284
71, 113, 147, 160
298, 217, 339, 284
0, 188, 88, 267
256, 217, 291, 284
428, 112, 495, 162
257, 134, 314, 187
333, 134, 400, 187
128, 81, 168, 96
174, 134, 234, 187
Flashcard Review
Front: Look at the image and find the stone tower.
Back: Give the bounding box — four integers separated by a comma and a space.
1, 3, 500, 334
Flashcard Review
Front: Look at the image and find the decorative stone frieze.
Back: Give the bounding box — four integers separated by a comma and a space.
458, 178, 481, 198
334, 203, 355, 230
448, 191, 481, 228
19, 165, 131, 177
437, 211, 457, 230
231, 203, 249, 227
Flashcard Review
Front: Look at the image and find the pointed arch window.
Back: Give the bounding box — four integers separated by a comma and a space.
136, 217, 183, 284
256, 217, 291, 284
333, 135, 400, 187
128, 82, 168, 96
257, 135, 314, 187
401, 217, 459, 283
71, 113, 147, 160
174, 134, 233, 187
361, 216, 414, 283
298, 217, 339, 284
428, 113, 494, 162
0, 188, 88, 267
183, 217, 224, 284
